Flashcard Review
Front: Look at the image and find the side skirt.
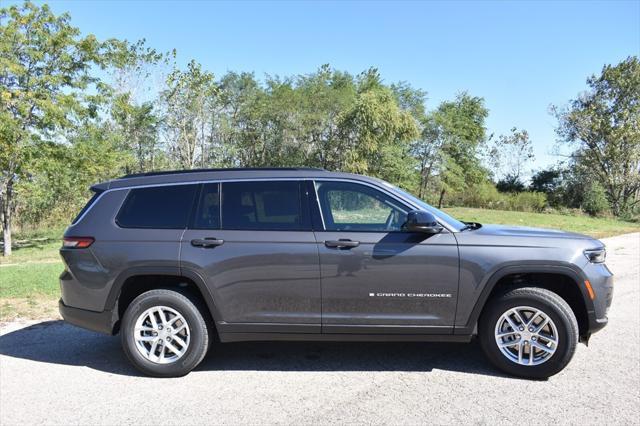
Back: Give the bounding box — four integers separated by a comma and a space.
218, 332, 472, 343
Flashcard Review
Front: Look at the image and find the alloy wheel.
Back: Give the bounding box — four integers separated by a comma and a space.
133, 306, 191, 364
494, 306, 558, 366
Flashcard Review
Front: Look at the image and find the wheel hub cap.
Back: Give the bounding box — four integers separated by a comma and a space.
494, 306, 558, 366
133, 306, 191, 364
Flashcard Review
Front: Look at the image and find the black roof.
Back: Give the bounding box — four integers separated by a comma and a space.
93, 167, 363, 191
120, 167, 326, 179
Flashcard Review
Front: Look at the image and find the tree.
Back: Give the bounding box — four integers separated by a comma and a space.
415, 93, 489, 207
213, 71, 263, 167
411, 114, 442, 198
530, 167, 563, 205
16, 122, 128, 229
337, 69, 419, 185
554, 56, 640, 216
210, 65, 419, 186
111, 94, 161, 172
162, 60, 218, 169
298, 65, 356, 170
489, 127, 534, 183
530, 168, 562, 194
106, 40, 166, 173
496, 174, 526, 193
549, 156, 611, 216
0, 2, 109, 256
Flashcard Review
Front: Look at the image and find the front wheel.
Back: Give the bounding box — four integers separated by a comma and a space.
479, 287, 579, 379
121, 289, 210, 377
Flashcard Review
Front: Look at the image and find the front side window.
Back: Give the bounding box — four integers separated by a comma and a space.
315, 181, 408, 232
221, 181, 309, 230
116, 185, 197, 229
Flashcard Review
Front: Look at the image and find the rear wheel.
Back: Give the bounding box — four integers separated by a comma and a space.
121, 289, 210, 377
479, 287, 578, 379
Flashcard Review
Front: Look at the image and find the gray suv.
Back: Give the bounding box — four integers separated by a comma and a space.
59, 168, 613, 378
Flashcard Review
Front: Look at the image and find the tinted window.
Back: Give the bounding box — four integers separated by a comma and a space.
192, 183, 220, 229
117, 185, 197, 229
315, 181, 408, 231
72, 190, 103, 224
221, 181, 309, 230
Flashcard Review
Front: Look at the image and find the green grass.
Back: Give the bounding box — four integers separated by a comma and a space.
0, 226, 64, 266
0, 240, 61, 265
0, 262, 62, 298
443, 207, 640, 239
0, 262, 63, 321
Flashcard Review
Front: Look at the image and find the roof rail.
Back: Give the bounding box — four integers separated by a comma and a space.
119, 167, 327, 179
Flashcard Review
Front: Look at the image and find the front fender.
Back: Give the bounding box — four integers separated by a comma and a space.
454, 261, 593, 335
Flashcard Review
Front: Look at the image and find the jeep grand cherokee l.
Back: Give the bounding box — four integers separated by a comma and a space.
58, 168, 613, 378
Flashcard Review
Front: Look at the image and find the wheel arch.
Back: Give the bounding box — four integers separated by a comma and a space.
457, 264, 595, 339
106, 266, 223, 334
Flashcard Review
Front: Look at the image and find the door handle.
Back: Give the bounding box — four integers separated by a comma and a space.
325, 239, 360, 249
191, 238, 224, 248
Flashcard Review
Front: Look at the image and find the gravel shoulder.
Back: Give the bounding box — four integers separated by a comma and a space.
1, 233, 639, 425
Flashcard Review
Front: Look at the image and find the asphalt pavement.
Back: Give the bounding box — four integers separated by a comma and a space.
1, 232, 638, 425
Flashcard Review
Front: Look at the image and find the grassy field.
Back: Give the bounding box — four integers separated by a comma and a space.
1, 229, 64, 321
0, 208, 639, 322
0, 261, 62, 321
444, 207, 640, 239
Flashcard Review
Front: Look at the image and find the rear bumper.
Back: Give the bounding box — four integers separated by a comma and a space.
58, 299, 116, 335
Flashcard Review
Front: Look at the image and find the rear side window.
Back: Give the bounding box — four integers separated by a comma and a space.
192, 183, 220, 229
221, 181, 309, 230
116, 185, 198, 229
72, 190, 103, 224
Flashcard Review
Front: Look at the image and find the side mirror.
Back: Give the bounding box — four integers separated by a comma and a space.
403, 210, 444, 234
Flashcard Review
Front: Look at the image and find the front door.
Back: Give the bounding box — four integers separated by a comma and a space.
313, 180, 459, 334
180, 180, 321, 334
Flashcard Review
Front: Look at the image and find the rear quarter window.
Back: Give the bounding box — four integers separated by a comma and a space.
116, 185, 198, 229
72, 190, 104, 224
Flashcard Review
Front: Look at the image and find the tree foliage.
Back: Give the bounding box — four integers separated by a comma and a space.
489, 127, 535, 182
414, 93, 490, 207
554, 56, 640, 216
0, 2, 113, 255
1, 2, 637, 257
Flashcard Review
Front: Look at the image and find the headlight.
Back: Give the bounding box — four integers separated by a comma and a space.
584, 248, 606, 263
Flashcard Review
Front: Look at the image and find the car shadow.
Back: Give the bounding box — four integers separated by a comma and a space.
0, 320, 508, 378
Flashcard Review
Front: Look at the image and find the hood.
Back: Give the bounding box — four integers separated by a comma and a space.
471, 224, 597, 242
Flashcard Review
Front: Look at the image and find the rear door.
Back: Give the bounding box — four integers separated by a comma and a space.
312, 180, 459, 334
180, 180, 321, 334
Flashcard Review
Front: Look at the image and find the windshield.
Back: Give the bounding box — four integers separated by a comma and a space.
387, 185, 467, 231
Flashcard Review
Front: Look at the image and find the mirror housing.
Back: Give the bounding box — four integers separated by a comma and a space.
404, 210, 444, 234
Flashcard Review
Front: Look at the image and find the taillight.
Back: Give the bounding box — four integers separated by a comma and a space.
62, 237, 95, 249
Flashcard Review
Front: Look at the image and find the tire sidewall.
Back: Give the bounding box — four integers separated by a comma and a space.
121, 291, 208, 377
480, 292, 577, 379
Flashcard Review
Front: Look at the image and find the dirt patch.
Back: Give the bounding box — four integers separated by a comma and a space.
0, 297, 60, 323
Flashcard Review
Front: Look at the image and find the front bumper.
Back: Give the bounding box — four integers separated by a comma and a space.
583, 262, 614, 334
58, 299, 116, 335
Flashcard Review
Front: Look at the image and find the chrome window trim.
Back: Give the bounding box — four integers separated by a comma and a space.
72, 177, 457, 232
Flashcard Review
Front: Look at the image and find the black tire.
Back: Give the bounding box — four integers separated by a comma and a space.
121, 289, 210, 377
479, 287, 579, 379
